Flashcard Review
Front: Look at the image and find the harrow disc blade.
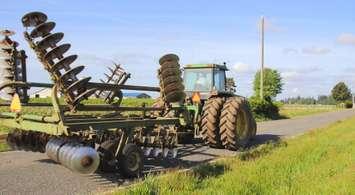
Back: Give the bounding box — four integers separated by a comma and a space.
0, 41, 19, 49
0, 51, 11, 58
50, 54, 77, 72
143, 147, 153, 157
30, 21, 56, 38
171, 148, 178, 158
163, 148, 169, 158
22, 11, 48, 27
0, 29, 15, 37
5, 66, 14, 71
44, 43, 71, 62
0, 60, 10, 67
4, 75, 14, 80
71, 88, 97, 106
153, 148, 162, 157
67, 77, 91, 92
60, 65, 85, 81
159, 53, 179, 65
37, 32, 64, 50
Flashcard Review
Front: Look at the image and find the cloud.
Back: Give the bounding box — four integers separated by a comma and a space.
280, 65, 320, 82
232, 62, 253, 73
281, 71, 301, 81
283, 48, 298, 55
337, 33, 355, 45
302, 46, 331, 55
292, 88, 299, 93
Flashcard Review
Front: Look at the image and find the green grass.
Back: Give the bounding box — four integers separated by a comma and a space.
0, 142, 10, 152
279, 105, 341, 118
113, 116, 355, 195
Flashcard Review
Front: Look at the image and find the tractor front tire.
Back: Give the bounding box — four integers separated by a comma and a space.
200, 97, 224, 148
219, 96, 256, 150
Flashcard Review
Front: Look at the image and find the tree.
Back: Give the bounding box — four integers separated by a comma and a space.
331, 82, 352, 102
253, 68, 283, 99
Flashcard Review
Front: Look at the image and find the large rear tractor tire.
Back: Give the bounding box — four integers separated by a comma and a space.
219, 96, 256, 150
200, 97, 225, 148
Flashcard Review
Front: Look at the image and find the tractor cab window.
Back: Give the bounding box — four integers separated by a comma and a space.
213, 70, 226, 91
184, 69, 212, 91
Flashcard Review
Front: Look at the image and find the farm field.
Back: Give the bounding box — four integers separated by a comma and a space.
279, 104, 343, 118
114, 115, 355, 195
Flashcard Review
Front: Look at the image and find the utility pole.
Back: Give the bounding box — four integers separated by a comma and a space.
260, 16, 265, 99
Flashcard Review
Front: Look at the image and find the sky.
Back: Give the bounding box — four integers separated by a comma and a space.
1, 0, 355, 99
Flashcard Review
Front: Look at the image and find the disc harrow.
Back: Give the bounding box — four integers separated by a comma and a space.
135, 125, 178, 159
96, 63, 131, 105
21, 11, 96, 110
6, 129, 51, 153
0, 10, 258, 178
0, 30, 28, 102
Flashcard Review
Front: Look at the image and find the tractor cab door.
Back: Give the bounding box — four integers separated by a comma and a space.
213, 69, 226, 92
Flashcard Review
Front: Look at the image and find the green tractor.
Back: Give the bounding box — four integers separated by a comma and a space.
159, 54, 257, 150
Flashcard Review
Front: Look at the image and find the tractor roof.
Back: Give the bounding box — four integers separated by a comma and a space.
183, 63, 228, 70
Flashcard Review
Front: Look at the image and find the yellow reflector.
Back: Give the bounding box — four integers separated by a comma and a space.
192, 92, 201, 103
10, 93, 21, 113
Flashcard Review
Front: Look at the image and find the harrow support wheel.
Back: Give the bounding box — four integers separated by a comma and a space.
118, 143, 144, 178
200, 97, 225, 148
97, 140, 118, 172
219, 96, 256, 150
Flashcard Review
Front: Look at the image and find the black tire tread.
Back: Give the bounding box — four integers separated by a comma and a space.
200, 97, 224, 148
219, 96, 256, 150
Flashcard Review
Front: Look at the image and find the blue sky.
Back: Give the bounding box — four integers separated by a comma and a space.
1, 0, 355, 99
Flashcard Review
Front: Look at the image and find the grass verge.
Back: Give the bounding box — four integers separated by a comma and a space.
113, 116, 355, 195
0, 142, 10, 152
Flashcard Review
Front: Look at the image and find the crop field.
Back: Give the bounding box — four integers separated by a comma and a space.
279, 104, 342, 119
114, 116, 355, 195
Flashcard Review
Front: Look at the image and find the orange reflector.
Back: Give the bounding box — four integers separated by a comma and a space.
10, 93, 21, 113
192, 92, 201, 103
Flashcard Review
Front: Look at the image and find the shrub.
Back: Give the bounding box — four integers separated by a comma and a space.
344, 100, 353, 109
249, 96, 280, 120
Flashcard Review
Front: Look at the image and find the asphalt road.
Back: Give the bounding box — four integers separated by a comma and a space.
0, 109, 354, 195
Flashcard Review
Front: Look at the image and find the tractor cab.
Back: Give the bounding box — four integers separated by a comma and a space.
183, 64, 229, 100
